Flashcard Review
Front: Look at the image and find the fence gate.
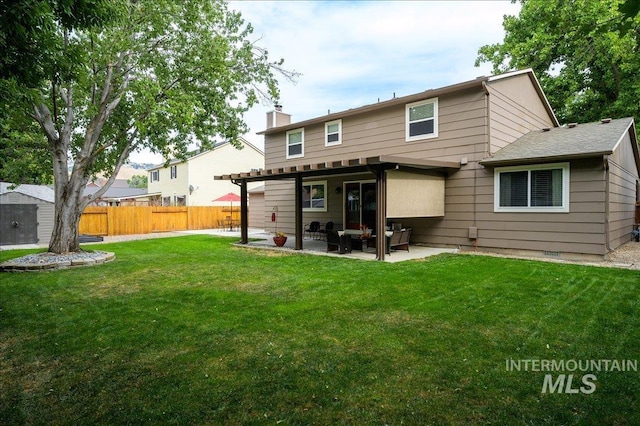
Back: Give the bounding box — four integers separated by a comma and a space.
0, 204, 38, 245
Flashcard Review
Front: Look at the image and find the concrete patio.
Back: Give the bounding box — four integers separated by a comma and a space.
235, 231, 458, 263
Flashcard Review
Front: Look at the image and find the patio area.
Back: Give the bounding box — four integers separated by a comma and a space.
238, 231, 458, 263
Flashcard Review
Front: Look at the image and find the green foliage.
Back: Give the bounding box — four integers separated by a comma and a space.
1, 0, 293, 187
1, 236, 639, 423
1, 0, 295, 252
476, 0, 640, 124
127, 174, 147, 188
0, 95, 52, 184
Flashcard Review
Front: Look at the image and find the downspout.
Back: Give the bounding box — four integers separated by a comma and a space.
473, 82, 491, 251
604, 155, 612, 252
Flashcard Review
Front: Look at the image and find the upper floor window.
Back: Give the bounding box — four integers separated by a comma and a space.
406, 98, 438, 141
170, 165, 177, 179
150, 170, 160, 182
286, 128, 304, 159
494, 162, 570, 213
302, 181, 326, 211
325, 119, 342, 146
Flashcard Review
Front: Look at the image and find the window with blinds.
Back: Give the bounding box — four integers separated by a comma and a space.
495, 163, 569, 212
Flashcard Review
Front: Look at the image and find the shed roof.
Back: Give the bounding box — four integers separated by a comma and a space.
480, 117, 636, 166
0, 182, 55, 203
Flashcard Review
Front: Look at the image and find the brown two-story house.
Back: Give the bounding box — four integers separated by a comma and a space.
221, 69, 639, 261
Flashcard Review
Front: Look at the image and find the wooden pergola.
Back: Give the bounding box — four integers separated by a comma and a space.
216, 155, 459, 261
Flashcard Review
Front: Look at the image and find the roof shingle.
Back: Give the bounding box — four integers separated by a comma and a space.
481, 117, 635, 166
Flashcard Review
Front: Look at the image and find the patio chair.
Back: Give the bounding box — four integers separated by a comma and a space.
326, 230, 352, 254
304, 221, 321, 239
369, 228, 412, 254
317, 221, 334, 240
389, 228, 411, 252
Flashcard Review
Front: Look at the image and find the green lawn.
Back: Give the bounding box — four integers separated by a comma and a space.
1, 235, 638, 424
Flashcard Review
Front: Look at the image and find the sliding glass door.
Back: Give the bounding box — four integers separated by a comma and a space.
344, 181, 376, 230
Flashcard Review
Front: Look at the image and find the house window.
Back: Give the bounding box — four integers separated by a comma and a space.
325, 119, 342, 146
286, 128, 304, 159
170, 165, 177, 179
162, 196, 171, 206
151, 170, 160, 182
302, 181, 326, 212
406, 98, 438, 141
494, 163, 570, 213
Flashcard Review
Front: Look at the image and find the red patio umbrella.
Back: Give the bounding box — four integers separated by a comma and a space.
212, 192, 242, 230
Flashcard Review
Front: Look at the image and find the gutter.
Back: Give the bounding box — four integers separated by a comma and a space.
258, 77, 489, 135
604, 155, 611, 252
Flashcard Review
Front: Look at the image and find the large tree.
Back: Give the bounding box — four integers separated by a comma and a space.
1, 0, 294, 253
476, 0, 640, 124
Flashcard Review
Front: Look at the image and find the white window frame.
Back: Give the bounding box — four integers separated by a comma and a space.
286, 128, 304, 159
325, 119, 342, 147
151, 170, 160, 182
406, 98, 438, 142
494, 162, 570, 213
302, 180, 327, 212
170, 165, 177, 179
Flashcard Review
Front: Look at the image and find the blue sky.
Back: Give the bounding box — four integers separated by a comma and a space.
130, 0, 521, 163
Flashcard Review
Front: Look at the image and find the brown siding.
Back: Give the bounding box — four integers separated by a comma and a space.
264, 87, 488, 170
260, 72, 620, 259
248, 190, 265, 230
487, 74, 556, 153
263, 87, 490, 236
608, 129, 640, 249
405, 159, 608, 258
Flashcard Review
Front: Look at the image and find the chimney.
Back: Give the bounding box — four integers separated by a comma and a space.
266, 104, 291, 129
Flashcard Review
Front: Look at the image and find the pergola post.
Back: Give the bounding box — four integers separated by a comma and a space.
374, 167, 387, 261
294, 175, 303, 250
239, 179, 248, 244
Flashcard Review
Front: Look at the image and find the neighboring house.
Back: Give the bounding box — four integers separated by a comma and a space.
219, 69, 640, 261
148, 138, 264, 206
0, 182, 55, 246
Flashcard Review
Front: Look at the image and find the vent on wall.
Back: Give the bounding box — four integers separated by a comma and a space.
543, 250, 561, 257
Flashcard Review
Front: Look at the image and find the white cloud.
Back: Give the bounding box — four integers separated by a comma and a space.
131, 0, 521, 163
229, 0, 520, 151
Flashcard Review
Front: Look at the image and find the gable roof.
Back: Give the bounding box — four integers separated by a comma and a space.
480, 117, 638, 167
147, 137, 263, 171
258, 68, 557, 135
0, 182, 55, 203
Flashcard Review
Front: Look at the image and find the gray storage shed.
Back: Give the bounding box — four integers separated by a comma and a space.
0, 182, 55, 246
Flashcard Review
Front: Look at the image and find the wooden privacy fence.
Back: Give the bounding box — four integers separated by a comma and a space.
79, 206, 240, 236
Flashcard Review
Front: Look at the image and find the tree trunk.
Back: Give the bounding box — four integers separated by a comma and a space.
48, 154, 89, 253
48, 193, 84, 253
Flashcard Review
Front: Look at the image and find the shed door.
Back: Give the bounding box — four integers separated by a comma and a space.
0, 204, 38, 245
